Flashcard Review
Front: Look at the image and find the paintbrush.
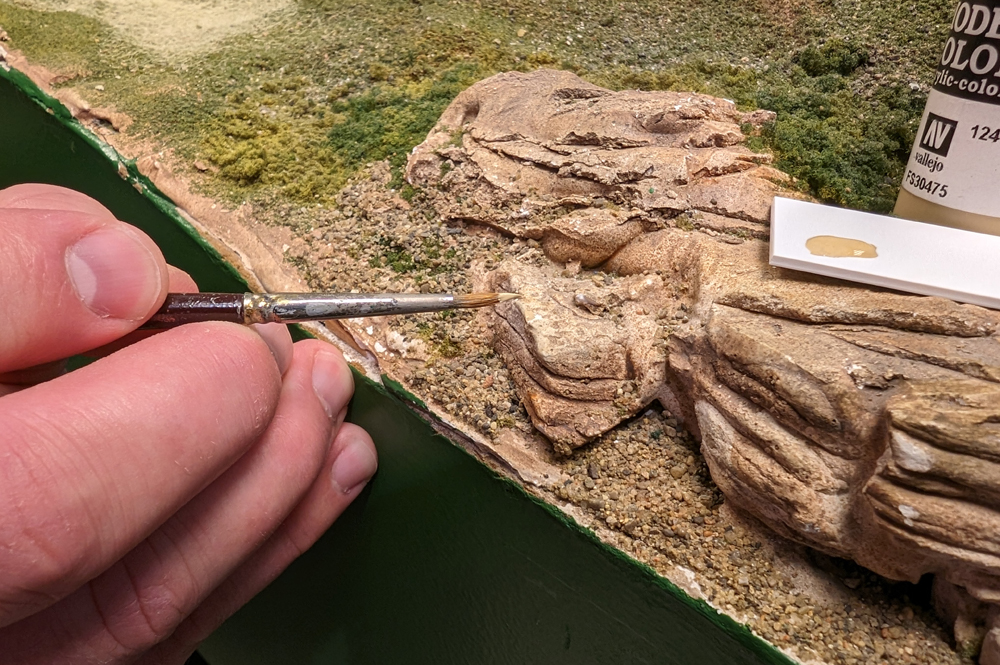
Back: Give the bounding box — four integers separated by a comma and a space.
141, 292, 521, 329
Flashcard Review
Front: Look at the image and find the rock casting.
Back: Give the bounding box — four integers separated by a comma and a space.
408, 69, 1000, 659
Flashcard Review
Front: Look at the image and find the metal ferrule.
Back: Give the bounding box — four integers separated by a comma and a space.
242, 292, 458, 324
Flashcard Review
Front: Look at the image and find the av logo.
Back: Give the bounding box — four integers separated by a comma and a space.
918, 112, 958, 157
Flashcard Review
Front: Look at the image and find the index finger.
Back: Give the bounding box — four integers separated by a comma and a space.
0, 322, 284, 626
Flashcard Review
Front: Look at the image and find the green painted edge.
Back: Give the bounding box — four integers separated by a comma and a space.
0, 59, 795, 665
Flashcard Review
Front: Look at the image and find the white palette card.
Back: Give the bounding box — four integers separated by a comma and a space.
769, 197, 1000, 310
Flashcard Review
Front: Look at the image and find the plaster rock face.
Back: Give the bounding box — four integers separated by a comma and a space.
407, 69, 1000, 628
406, 68, 782, 247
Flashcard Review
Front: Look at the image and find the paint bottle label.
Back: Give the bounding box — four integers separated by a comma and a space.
900, 1, 1000, 219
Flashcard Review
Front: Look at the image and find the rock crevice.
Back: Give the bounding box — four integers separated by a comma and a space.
407, 68, 1000, 659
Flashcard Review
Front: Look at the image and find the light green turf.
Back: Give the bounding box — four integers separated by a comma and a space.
0, 0, 953, 212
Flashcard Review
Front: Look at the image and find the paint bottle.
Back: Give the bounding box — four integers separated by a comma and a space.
894, 0, 1000, 233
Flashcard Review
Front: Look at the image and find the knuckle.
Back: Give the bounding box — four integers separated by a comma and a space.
94, 551, 192, 655
0, 427, 104, 620
122, 583, 187, 650
277, 526, 312, 563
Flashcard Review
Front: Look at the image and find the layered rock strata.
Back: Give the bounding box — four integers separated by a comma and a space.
407, 68, 1000, 657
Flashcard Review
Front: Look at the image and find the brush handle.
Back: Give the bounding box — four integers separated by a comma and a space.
142, 293, 244, 329
140, 291, 498, 329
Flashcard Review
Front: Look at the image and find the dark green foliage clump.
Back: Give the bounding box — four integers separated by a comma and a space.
598, 51, 926, 213
759, 80, 924, 211
327, 64, 480, 189
368, 234, 455, 274
416, 320, 464, 358
798, 39, 870, 77
369, 235, 417, 273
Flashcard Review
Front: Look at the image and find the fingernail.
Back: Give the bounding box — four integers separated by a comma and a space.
311, 350, 354, 420
331, 433, 378, 494
66, 226, 163, 320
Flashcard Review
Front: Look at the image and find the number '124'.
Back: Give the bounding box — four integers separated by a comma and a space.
971, 125, 1000, 142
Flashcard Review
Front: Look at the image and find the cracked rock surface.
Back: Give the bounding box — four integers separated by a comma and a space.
407, 68, 1000, 656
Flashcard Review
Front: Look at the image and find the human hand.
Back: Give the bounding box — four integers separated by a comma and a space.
0, 184, 377, 664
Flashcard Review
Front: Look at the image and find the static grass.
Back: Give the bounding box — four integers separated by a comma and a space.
0, 0, 955, 212
0, 7, 118, 76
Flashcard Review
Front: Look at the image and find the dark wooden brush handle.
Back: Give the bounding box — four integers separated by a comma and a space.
141, 293, 245, 329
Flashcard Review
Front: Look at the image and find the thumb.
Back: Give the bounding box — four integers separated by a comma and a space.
0, 184, 169, 373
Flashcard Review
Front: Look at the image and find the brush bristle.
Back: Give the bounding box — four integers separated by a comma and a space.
452, 292, 520, 308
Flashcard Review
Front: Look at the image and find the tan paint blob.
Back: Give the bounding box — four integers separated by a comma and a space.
806, 235, 878, 258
